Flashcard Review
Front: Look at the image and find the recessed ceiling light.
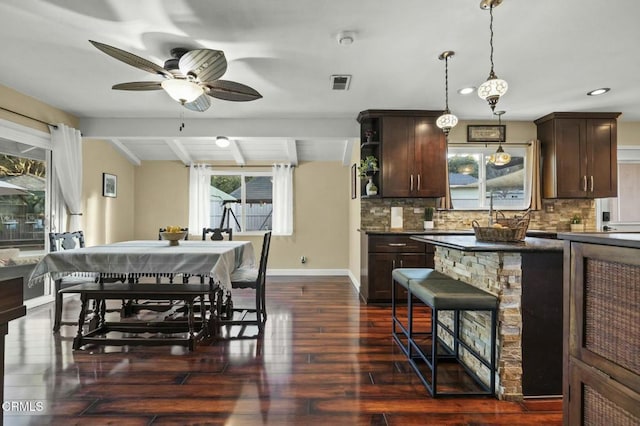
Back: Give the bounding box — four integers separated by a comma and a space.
587, 88, 610, 96
458, 87, 476, 95
215, 136, 230, 148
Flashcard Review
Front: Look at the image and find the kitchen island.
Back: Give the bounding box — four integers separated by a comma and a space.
410, 235, 563, 400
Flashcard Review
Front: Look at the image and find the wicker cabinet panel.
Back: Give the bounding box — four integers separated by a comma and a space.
565, 241, 640, 424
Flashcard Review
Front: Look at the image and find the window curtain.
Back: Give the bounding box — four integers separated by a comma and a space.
439, 146, 453, 209
188, 164, 210, 233
525, 139, 543, 210
50, 123, 83, 232
272, 163, 293, 236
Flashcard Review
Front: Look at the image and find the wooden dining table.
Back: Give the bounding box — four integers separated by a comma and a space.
28, 239, 255, 350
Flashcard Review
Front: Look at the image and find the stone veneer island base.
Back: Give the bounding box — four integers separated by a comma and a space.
410, 235, 564, 400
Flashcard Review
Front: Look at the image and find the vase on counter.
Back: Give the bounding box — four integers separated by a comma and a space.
366, 178, 378, 196
423, 220, 434, 230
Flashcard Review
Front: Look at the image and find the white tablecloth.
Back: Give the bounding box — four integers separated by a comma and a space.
28, 240, 255, 291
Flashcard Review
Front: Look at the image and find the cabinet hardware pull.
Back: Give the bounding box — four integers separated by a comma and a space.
400, 259, 404, 267
392, 259, 396, 269
388, 243, 407, 247
590, 176, 594, 192
417, 174, 421, 191
410, 175, 414, 191
583, 176, 587, 192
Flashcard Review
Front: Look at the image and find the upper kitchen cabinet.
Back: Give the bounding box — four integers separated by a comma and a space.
357, 110, 447, 198
535, 112, 621, 199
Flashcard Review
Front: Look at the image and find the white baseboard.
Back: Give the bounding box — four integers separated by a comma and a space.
268, 268, 348, 276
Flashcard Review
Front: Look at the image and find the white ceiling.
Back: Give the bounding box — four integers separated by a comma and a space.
1, 0, 639, 165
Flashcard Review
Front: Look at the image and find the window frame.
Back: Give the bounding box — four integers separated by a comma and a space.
207, 169, 272, 235
448, 144, 529, 211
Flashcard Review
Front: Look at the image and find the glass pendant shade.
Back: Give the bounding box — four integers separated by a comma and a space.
478, 72, 508, 111
436, 111, 459, 135
488, 144, 511, 166
161, 79, 204, 104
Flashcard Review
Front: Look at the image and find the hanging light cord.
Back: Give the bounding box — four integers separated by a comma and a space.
444, 56, 450, 111
488, 5, 495, 75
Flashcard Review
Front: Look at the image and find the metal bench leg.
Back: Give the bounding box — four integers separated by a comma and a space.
432, 307, 439, 397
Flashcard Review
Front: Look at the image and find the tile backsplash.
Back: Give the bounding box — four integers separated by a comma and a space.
361, 198, 596, 232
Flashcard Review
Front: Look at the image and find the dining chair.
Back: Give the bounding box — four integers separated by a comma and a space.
202, 227, 233, 241
49, 231, 92, 332
220, 231, 272, 334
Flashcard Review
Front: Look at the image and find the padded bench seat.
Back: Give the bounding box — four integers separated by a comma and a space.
392, 268, 498, 397
60, 282, 220, 351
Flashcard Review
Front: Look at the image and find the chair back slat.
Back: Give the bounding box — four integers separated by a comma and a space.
49, 231, 85, 252
256, 231, 272, 284
202, 227, 233, 241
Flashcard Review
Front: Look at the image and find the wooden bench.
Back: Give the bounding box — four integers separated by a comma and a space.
392, 268, 498, 397
60, 282, 221, 351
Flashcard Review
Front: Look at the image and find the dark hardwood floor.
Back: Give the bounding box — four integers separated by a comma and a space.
4, 276, 562, 425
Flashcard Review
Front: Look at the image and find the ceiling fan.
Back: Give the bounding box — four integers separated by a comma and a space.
89, 40, 262, 112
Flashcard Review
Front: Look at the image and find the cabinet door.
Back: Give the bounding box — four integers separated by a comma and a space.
414, 117, 447, 197
588, 118, 617, 198
397, 252, 428, 269
368, 252, 396, 302
381, 116, 414, 197
555, 118, 588, 198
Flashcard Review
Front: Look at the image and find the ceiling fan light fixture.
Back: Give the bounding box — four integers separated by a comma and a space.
161, 79, 204, 104
215, 136, 230, 148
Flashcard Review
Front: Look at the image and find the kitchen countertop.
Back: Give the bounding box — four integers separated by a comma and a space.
557, 232, 640, 249
410, 234, 563, 252
360, 229, 558, 238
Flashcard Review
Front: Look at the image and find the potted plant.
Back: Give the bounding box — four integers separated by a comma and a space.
570, 214, 583, 232
358, 156, 379, 196
424, 207, 435, 230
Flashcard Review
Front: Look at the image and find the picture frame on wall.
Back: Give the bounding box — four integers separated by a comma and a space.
467, 125, 506, 142
102, 173, 117, 198
351, 163, 357, 199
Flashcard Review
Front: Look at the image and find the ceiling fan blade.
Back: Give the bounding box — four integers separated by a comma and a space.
112, 81, 163, 91
178, 49, 227, 82
89, 40, 171, 77
204, 80, 262, 102
183, 94, 212, 112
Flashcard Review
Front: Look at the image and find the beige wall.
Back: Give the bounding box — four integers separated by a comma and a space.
132, 160, 350, 270
348, 141, 361, 287
82, 139, 135, 246
0, 85, 79, 131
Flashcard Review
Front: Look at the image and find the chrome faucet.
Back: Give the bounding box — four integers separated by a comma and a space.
488, 191, 494, 226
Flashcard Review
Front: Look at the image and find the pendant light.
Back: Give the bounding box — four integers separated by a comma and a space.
436, 51, 458, 136
488, 110, 511, 166
477, 0, 508, 112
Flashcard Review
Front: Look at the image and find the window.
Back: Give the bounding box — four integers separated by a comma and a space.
448, 145, 528, 210
209, 171, 272, 233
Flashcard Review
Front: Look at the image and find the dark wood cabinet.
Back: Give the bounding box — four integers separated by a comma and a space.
535, 112, 621, 198
357, 110, 447, 198
360, 234, 433, 303
563, 239, 640, 425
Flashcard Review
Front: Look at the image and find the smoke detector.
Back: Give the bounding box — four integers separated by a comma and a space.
330, 75, 352, 90
336, 31, 355, 46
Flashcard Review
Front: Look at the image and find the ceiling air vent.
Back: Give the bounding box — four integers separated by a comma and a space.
331, 75, 351, 90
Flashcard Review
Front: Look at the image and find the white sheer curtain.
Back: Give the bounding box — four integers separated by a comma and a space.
272, 163, 293, 236
188, 164, 211, 234
50, 123, 83, 232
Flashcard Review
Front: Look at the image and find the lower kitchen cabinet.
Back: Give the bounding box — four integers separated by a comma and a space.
360, 233, 434, 303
